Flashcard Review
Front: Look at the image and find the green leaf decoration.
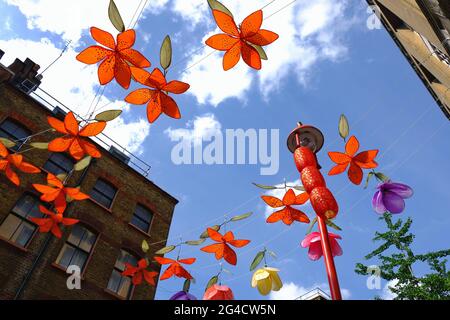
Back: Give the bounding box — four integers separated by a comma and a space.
326, 219, 342, 231
306, 217, 318, 235
364, 172, 374, 189
57, 173, 67, 182
205, 275, 218, 291
230, 212, 253, 222
183, 279, 191, 292
291, 185, 306, 191
250, 250, 265, 271
200, 225, 220, 239
74, 156, 92, 172
207, 0, 233, 17
108, 0, 125, 33
375, 172, 390, 183
155, 245, 176, 255
252, 182, 278, 190
185, 239, 206, 246
267, 250, 277, 259
95, 110, 122, 122
0, 138, 16, 148
142, 240, 149, 253
29, 142, 49, 150
160, 35, 172, 70
252, 44, 268, 60
338, 114, 350, 140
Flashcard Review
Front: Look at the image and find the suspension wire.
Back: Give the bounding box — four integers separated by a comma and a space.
39, 40, 72, 76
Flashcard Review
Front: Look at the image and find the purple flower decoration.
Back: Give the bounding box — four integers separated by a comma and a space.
169, 291, 197, 300
372, 181, 413, 214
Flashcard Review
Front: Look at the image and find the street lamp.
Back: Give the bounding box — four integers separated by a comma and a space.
287, 122, 342, 300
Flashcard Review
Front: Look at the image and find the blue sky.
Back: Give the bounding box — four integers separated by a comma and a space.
1, 0, 449, 300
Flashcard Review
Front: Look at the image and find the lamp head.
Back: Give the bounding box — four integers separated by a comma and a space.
287, 122, 324, 154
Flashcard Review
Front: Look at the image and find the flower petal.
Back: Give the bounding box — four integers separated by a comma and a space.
328, 163, 349, 176
330, 239, 343, 257
160, 93, 181, 119
163, 81, 190, 94
246, 29, 279, 46
260, 195, 284, 208
48, 137, 73, 152
47, 116, 68, 134
146, 98, 162, 123
206, 34, 239, 51
241, 42, 261, 70
282, 189, 296, 206
240, 10, 263, 38
76, 46, 111, 64
348, 162, 363, 185
80, 139, 101, 159
79, 121, 106, 137
345, 136, 360, 157
223, 42, 241, 71
301, 232, 321, 248
328, 151, 351, 164
383, 191, 406, 214
117, 29, 136, 51
120, 48, 150, 68
383, 182, 414, 199
98, 54, 116, 85
308, 242, 323, 261
125, 88, 154, 105
372, 190, 386, 214
114, 57, 132, 89
212, 10, 239, 37
91, 27, 115, 49
64, 112, 79, 136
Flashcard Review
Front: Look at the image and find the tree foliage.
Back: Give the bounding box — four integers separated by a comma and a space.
355, 213, 450, 300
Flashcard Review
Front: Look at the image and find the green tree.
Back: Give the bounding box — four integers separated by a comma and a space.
355, 213, 450, 300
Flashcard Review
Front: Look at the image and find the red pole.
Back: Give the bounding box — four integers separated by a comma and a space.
292, 129, 342, 300
317, 216, 342, 300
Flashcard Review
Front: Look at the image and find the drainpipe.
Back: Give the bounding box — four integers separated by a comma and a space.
13, 160, 94, 300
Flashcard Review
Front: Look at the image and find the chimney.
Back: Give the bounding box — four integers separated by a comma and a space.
8, 57, 42, 94
0, 49, 14, 84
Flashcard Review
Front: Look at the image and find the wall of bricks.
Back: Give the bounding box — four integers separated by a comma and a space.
0, 83, 178, 300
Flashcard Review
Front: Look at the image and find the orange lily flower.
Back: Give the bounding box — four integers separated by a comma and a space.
201, 228, 250, 266
76, 27, 151, 89
0, 141, 40, 186
261, 189, 310, 226
205, 10, 279, 70
30, 205, 79, 239
154, 256, 196, 281
122, 259, 158, 286
328, 135, 379, 185
47, 112, 106, 161
33, 173, 89, 213
125, 67, 190, 123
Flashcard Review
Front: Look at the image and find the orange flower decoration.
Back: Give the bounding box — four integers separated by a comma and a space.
154, 256, 196, 281
328, 135, 379, 185
201, 228, 250, 266
76, 27, 151, 89
31, 205, 79, 239
261, 189, 310, 225
33, 173, 89, 213
206, 10, 279, 70
125, 68, 190, 123
47, 112, 106, 161
0, 141, 40, 186
122, 259, 158, 286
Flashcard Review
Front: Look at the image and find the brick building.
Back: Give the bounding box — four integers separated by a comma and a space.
367, 0, 450, 119
0, 52, 178, 300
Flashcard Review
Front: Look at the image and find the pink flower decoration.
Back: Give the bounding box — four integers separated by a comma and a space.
203, 284, 234, 300
301, 232, 343, 261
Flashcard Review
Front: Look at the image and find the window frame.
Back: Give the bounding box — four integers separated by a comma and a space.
0, 118, 32, 151
106, 249, 139, 300
0, 193, 45, 249
89, 179, 118, 210
130, 204, 154, 234
43, 153, 75, 176
54, 223, 99, 276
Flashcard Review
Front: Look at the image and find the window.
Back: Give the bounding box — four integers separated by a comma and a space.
90, 179, 117, 209
106, 249, 138, 299
0, 118, 31, 151
43, 153, 75, 176
55, 224, 97, 272
0, 194, 44, 247
130, 205, 153, 233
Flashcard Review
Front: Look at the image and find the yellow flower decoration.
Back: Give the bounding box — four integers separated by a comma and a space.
251, 267, 283, 296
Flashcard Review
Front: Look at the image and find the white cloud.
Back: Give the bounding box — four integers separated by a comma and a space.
165, 113, 221, 145
4, 0, 169, 42
380, 279, 398, 300
0, 37, 150, 152
174, 0, 352, 106
270, 282, 351, 300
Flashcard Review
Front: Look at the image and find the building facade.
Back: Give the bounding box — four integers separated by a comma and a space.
367, 0, 450, 119
0, 53, 178, 300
